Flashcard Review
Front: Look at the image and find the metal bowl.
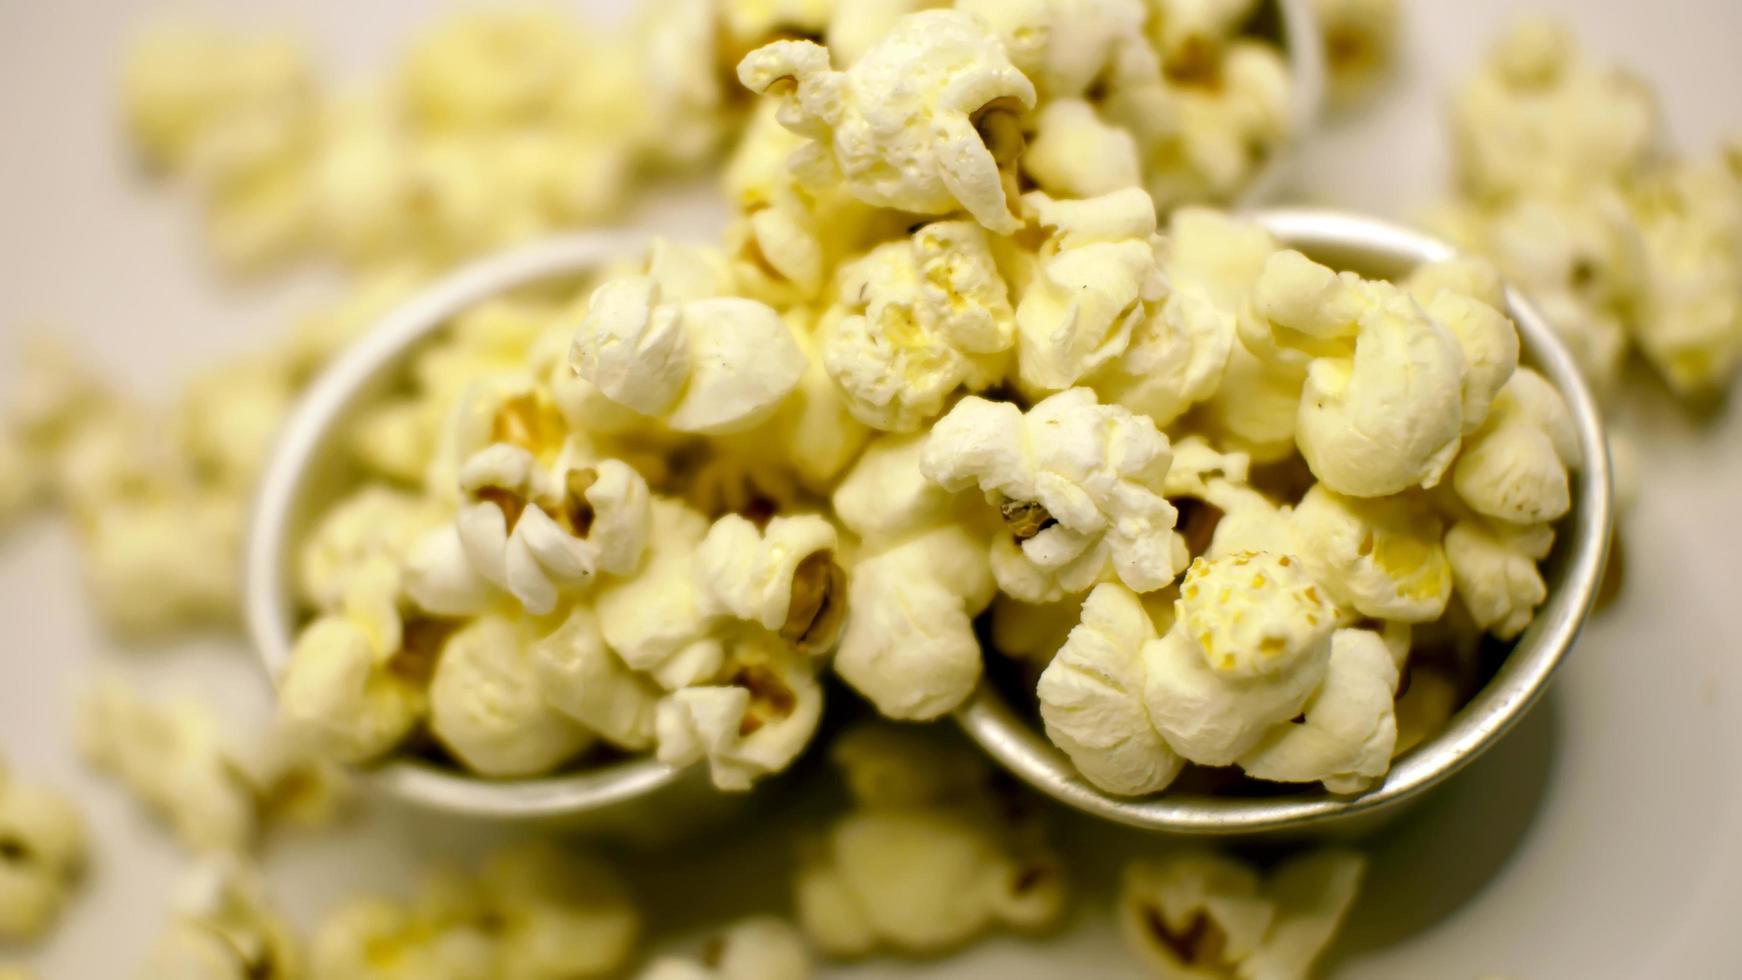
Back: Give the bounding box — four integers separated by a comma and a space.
245, 231, 723, 829
954, 207, 1614, 837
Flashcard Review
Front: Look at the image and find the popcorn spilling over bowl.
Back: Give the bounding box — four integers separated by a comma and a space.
957, 209, 1611, 835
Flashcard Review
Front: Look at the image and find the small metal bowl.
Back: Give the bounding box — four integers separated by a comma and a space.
955, 208, 1614, 837
245, 231, 722, 830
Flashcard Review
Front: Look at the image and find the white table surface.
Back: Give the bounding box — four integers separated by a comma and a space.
1, 1, 1738, 977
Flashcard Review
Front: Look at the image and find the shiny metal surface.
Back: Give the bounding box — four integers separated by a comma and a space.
955, 208, 1615, 837
245, 230, 721, 826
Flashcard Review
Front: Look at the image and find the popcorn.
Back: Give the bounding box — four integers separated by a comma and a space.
1444, 518, 1554, 640
1273, 263, 1466, 498
1287, 484, 1452, 623
81, 678, 344, 852
1450, 368, 1580, 526
277, 614, 430, 765
403, 525, 495, 618
142, 859, 302, 980
922, 388, 1182, 602
1037, 583, 1183, 796
1014, 188, 1163, 392
738, 10, 1037, 233
455, 447, 653, 615
829, 724, 989, 809
959, 0, 1147, 99
819, 220, 1016, 432
830, 432, 963, 546
1403, 257, 1520, 433
636, 916, 810, 980
1314, 0, 1400, 106
696, 514, 847, 653
573, 274, 806, 435
1101, 26, 1293, 211
989, 594, 1084, 664
1627, 145, 1742, 396
313, 878, 499, 980
297, 486, 444, 611
171, 354, 296, 488
1451, 18, 1657, 199
1143, 552, 1336, 766
79, 490, 243, 636
1093, 208, 1272, 426
1120, 848, 1365, 980
834, 525, 996, 721
597, 498, 726, 690
655, 632, 824, 791
0, 758, 86, 942
532, 606, 663, 752
478, 843, 640, 980
428, 613, 592, 777
1023, 99, 1142, 199
399, 9, 590, 131
758, 320, 875, 488
1394, 662, 1460, 757
1238, 628, 1400, 793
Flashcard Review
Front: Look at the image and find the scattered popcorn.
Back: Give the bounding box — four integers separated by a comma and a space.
312, 874, 500, 980
80, 490, 245, 637
795, 726, 1065, 958
479, 842, 641, 980
922, 388, 1182, 603
1120, 848, 1365, 980
1037, 583, 1183, 796
79, 678, 346, 853
819, 220, 1016, 432
636, 916, 811, 980
141, 858, 302, 980
0, 757, 86, 943
428, 613, 592, 777
1143, 552, 1336, 767
1315, 0, 1401, 106
738, 10, 1037, 233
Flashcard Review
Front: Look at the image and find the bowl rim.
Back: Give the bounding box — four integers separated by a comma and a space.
243, 230, 699, 820
953, 206, 1615, 836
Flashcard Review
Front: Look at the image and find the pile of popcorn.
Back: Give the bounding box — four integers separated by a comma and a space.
1431, 17, 1742, 404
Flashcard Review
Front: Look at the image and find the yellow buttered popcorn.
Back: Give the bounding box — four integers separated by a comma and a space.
738, 10, 1037, 233
1287, 484, 1452, 624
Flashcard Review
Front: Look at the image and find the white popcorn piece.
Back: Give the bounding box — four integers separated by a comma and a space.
1285, 274, 1467, 498
831, 432, 964, 546
1023, 98, 1142, 199
1404, 258, 1520, 433
1093, 208, 1271, 427
1163, 436, 1252, 500
0, 759, 86, 942
959, 0, 1147, 99
428, 613, 592, 777
297, 486, 444, 612
824, 1, 944, 66
796, 806, 1065, 957
277, 615, 429, 765
456, 446, 653, 616
597, 498, 726, 690
1239, 629, 1400, 793
1038, 583, 1183, 796
1143, 552, 1336, 766
1451, 368, 1580, 526
80, 490, 243, 636
532, 605, 663, 752
1444, 518, 1555, 640
479, 843, 640, 980
696, 514, 847, 654
403, 525, 495, 618
635, 0, 732, 170
573, 274, 806, 435
922, 388, 1181, 602
1120, 848, 1366, 980
834, 525, 995, 721
1202, 478, 1292, 560
1287, 484, 1452, 623
1314, 0, 1400, 106
636, 916, 810, 980
1102, 32, 1293, 212
738, 10, 1037, 233
142, 859, 301, 980
1015, 188, 1164, 392
1628, 145, 1742, 396
1451, 18, 1657, 199
655, 634, 824, 791
819, 220, 1016, 432
756, 317, 875, 490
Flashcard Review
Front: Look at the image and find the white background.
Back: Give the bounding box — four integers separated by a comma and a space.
1, 1, 1739, 977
